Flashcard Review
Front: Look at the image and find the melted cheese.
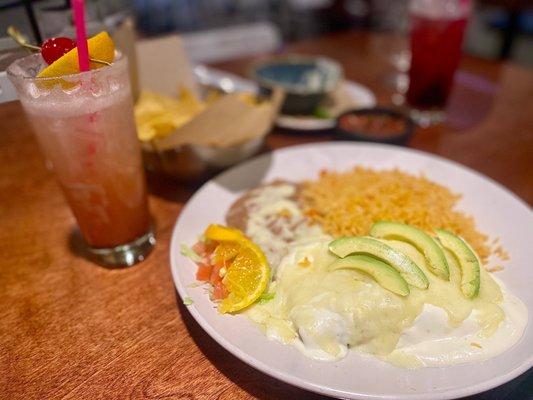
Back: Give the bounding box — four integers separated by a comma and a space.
247, 240, 528, 367
243, 183, 329, 268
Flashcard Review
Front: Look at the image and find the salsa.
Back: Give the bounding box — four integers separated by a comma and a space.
338, 113, 407, 138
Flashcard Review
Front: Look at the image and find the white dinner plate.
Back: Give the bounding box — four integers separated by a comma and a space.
170, 142, 532, 400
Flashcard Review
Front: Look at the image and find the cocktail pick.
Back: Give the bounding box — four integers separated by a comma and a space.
7, 26, 111, 67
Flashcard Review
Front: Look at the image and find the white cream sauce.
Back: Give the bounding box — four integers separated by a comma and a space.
246, 240, 528, 368
387, 284, 528, 367
243, 183, 329, 268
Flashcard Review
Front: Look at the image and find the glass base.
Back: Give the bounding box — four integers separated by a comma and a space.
87, 230, 156, 268
409, 108, 445, 127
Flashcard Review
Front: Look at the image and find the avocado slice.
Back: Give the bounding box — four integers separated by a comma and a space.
435, 229, 480, 299
330, 254, 410, 296
329, 237, 429, 289
370, 221, 450, 280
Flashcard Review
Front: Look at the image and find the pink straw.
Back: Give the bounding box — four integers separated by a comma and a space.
71, 0, 90, 72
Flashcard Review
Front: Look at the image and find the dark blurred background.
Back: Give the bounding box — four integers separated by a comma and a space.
1, 0, 532, 65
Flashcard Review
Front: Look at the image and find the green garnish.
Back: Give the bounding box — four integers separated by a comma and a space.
313, 106, 331, 119
256, 292, 275, 304
183, 297, 194, 306
180, 244, 202, 262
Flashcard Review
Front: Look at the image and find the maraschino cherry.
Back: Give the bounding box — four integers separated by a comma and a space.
41, 37, 76, 65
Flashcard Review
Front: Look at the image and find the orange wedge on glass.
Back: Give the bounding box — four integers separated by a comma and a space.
204, 224, 269, 313
37, 31, 115, 88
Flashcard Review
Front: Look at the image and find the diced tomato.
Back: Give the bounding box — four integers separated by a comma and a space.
205, 240, 217, 253
194, 239, 229, 300
210, 263, 224, 285
196, 263, 213, 281
192, 242, 206, 256
213, 280, 229, 300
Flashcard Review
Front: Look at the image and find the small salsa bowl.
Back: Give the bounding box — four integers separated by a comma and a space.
335, 108, 415, 145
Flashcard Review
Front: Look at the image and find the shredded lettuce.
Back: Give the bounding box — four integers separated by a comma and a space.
256, 292, 275, 304
180, 244, 202, 262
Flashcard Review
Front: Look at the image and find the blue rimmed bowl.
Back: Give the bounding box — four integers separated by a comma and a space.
250, 55, 342, 115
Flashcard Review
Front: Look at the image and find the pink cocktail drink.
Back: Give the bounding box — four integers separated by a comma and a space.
8, 53, 154, 266
407, 0, 471, 122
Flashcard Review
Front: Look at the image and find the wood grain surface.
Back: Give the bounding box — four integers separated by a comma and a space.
1, 31, 532, 400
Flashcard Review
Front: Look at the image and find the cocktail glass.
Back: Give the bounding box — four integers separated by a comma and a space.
8, 52, 155, 267
407, 0, 472, 126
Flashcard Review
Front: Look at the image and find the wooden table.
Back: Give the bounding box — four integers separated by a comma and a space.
1, 31, 532, 400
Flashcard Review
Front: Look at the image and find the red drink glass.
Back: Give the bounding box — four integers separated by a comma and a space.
407, 0, 471, 125
8, 53, 155, 267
